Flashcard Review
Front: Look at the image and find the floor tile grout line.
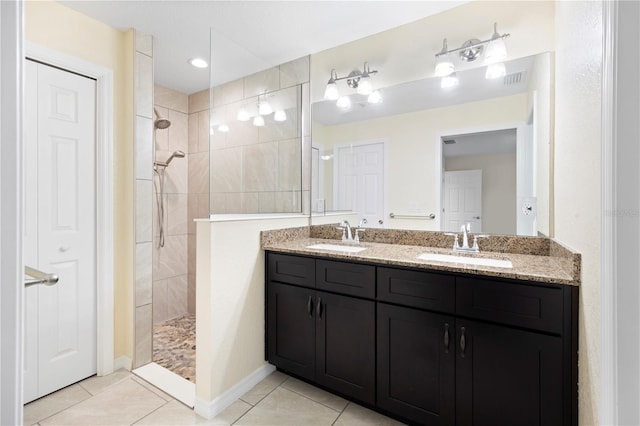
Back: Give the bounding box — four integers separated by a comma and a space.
232, 377, 288, 425
331, 402, 351, 426
127, 397, 172, 426
279, 383, 345, 414
26, 382, 94, 424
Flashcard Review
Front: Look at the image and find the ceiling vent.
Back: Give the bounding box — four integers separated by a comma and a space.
503, 71, 523, 86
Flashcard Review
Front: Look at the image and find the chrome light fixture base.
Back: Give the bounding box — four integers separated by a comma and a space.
458, 39, 483, 62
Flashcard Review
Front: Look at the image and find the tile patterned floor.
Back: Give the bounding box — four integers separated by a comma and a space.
24, 369, 406, 425
153, 314, 196, 382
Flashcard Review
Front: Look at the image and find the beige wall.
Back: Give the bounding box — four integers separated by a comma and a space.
315, 94, 528, 230
445, 153, 517, 235
310, 1, 555, 102
25, 0, 135, 361
195, 216, 309, 405
553, 2, 602, 425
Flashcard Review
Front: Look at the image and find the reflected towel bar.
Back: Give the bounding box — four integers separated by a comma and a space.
389, 213, 436, 220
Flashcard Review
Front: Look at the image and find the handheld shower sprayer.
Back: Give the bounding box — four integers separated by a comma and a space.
154, 150, 185, 168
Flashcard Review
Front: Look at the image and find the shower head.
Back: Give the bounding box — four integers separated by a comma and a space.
153, 108, 172, 130
154, 150, 185, 168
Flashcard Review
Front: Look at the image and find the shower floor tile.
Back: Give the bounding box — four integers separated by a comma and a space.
153, 314, 195, 383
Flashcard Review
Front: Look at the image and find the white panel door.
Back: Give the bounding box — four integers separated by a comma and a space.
23, 60, 97, 402
443, 170, 482, 233
335, 142, 385, 227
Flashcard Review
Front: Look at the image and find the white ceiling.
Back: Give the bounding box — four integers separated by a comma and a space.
60, 1, 468, 95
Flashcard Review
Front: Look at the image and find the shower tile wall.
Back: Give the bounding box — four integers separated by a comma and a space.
153, 85, 190, 324
187, 89, 210, 314
208, 56, 310, 214
134, 31, 154, 368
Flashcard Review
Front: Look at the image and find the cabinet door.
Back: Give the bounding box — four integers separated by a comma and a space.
267, 282, 316, 381
377, 303, 455, 425
315, 291, 375, 405
456, 320, 563, 426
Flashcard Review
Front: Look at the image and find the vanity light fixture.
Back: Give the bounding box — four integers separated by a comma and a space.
323, 62, 379, 102
434, 22, 509, 82
324, 70, 339, 100
258, 96, 273, 115
188, 57, 209, 69
434, 39, 455, 77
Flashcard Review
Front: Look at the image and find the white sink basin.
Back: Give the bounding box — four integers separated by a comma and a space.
417, 253, 513, 269
306, 243, 367, 253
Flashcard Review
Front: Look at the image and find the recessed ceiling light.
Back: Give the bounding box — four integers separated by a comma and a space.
189, 58, 208, 69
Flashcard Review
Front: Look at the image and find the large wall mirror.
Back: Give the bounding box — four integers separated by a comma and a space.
309, 1, 555, 237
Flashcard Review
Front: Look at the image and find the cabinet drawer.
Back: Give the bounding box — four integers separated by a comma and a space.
456, 277, 563, 334
316, 259, 375, 298
267, 253, 315, 288
377, 267, 455, 313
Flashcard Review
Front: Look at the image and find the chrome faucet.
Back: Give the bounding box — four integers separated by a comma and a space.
445, 222, 487, 253
338, 220, 354, 242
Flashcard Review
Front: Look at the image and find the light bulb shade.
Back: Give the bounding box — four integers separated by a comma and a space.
258, 101, 272, 115
324, 82, 339, 100
253, 115, 265, 127
441, 73, 459, 89
485, 62, 506, 79
336, 96, 351, 109
484, 38, 507, 64
218, 124, 229, 132
435, 55, 455, 77
367, 90, 383, 104
357, 75, 373, 95
274, 110, 287, 122
237, 108, 250, 121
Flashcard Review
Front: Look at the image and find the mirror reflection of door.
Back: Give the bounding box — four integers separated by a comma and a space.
334, 141, 385, 228
441, 129, 517, 235
443, 170, 482, 232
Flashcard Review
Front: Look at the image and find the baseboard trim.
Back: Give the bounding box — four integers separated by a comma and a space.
194, 363, 276, 419
113, 356, 132, 372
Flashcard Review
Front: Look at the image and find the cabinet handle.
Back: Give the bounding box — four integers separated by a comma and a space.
317, 297, 323, 320
444, 323, 450, 353
460, 327, 466, 358
307, 296, 313, 318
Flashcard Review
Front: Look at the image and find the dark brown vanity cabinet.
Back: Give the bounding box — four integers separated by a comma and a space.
266, 253, 376, 404
266, 252, 578, 426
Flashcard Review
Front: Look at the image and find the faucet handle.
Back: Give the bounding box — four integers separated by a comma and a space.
471, 234, 488, 250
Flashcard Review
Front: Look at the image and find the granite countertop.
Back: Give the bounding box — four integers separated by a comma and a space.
261, 228, 580, 286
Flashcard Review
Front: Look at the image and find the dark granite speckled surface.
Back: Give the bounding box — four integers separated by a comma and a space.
261, 225, 581, 286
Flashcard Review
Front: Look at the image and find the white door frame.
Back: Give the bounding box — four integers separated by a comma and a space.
1, 1, 25, 424
26, 43, 115, 377
332, 138, 388, 224
435, 122, 525, 232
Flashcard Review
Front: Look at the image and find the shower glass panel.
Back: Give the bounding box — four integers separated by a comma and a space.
208, 28, 311, 216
